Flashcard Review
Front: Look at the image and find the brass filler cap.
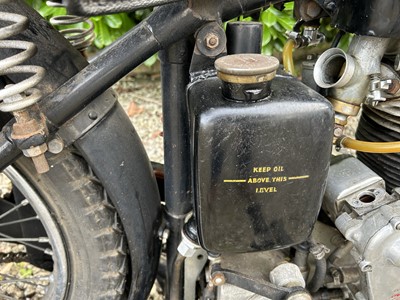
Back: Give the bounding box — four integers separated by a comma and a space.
215, 54, 279, 84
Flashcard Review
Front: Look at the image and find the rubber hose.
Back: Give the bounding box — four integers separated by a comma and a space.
307, 257, 327, 293
340, 136, 400, 153
283, 39, 296, 76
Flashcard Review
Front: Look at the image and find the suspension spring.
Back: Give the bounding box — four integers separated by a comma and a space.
46, 1, 95, 53
0, 1, 49, 173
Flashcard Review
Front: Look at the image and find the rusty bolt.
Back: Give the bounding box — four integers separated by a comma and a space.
211, 272, 226, 286
23, 144, 49, 174
205, 33, 219, 49
306, 1, 322, 18
32, 154, 50, 174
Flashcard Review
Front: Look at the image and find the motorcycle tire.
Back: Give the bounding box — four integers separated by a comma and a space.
3, 148, 128, 299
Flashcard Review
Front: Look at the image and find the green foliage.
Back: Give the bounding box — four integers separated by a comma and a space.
259, 2, 296, 55
17, 263, 34, 278
25, 0, 150, 49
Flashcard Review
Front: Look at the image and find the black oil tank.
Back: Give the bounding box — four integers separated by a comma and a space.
188, 54, 334, 253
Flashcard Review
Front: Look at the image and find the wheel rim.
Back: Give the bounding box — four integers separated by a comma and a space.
0, 166, 68, 299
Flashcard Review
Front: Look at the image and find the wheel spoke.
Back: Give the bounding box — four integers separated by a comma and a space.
0, 233, 52, 255
0, 215, 39, 227
0, 199, 28, 221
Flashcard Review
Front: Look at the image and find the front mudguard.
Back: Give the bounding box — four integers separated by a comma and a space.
75, 103, 162, 299
1, 1, 161, 298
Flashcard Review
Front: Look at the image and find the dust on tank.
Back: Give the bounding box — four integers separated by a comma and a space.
188, 54, 334, 253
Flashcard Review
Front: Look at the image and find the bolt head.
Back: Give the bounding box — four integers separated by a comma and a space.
48, 138, 64, 154
88, 111, 98, 120
205, 33, 219, 49
333, 127, 343, 137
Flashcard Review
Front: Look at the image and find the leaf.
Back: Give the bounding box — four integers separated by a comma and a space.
91, 16, 103, 22
277, 16, 295, 31
262, 29, 272, 46
120, 13, 135, 32
127, 101, 144, 116
261, 11, 277, 27
104, 14, 123, 29
19, 267, 33, 279
39, 5, 66, 19
96, 20, 114, 48
268, 26, 278, 39
268, 6, 285, 18
143, 54, 158, 67
284, 2, 294, 11
263, 43, 274, 55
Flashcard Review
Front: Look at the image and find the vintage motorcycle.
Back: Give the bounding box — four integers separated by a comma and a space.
0, 0, 399, 299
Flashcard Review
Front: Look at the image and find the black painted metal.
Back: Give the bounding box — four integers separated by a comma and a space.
226, 22, 263, 54
318, 0, 400, 38
188, 74, 334, 253
75, 103, 162, 300
44, 2, 204, 126
159, 39, 193, 300
65, 0, 181, 16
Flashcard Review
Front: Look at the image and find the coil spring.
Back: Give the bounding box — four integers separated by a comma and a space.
46, 1, 95, 52
0, 8, 46, 112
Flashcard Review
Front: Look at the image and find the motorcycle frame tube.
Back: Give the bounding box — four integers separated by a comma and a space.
0, 0, 287, 298
159, 39, 193, 299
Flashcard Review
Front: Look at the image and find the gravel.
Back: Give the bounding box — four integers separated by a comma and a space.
113, 75, 164, 163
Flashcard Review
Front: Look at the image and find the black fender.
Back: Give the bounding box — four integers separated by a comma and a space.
1, 1, 161, 298
75, 103, 162, 299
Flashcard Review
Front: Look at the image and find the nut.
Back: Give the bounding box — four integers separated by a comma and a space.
177, 235, 200, 257
205, 33, 219, 49
22, 143, 48, 158
211, 272, 225, 286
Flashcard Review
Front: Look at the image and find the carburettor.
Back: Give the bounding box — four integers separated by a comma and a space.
324, 156, 400, 299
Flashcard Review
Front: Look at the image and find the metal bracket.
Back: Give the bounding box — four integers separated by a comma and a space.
190, 22, 227, 81
210, 264, 306, 299
57, 89, 117, 146
184, 247, 208, 300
